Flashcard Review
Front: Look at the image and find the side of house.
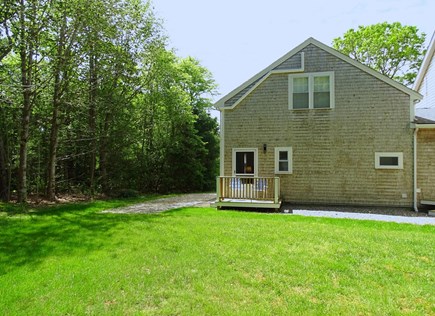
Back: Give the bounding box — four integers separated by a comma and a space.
217, 38, 422, 207
414, 31, 435, 206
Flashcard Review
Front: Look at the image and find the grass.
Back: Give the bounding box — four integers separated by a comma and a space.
0, 199, 434, 315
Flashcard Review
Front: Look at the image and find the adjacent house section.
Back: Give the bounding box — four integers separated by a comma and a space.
215, 38, 424, 209
414, 31, 435, 207
414, 32, 435, 121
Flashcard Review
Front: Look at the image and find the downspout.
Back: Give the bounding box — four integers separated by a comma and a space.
413, 127, 419, 212
220, 108, 224, 177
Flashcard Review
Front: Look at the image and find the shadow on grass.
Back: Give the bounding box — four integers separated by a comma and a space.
0, 200, 172, 276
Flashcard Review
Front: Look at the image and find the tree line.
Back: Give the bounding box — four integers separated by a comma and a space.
0, 0, 219, 202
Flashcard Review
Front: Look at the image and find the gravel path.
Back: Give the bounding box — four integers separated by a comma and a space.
281, 204, 435, 225
102, 193, 435, 225
288, 210, 435, 225
281, 203, 432, 217
102, 193, 216, 214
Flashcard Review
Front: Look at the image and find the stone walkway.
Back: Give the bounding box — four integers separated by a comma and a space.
102, 193, 216, 214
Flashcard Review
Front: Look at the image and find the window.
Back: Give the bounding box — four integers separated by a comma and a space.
293, 77, 309, 109
289, 72, 334, 109
375, 152, 403, 169
275, 147, 292, 174
232, 148, 258, 176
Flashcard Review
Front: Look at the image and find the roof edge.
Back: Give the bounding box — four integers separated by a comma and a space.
308, 38, 422, 100
215, 38, 314, 108
414, 31, 435, 91
216, 37, 422, 109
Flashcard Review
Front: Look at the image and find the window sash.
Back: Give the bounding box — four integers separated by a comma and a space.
275, 147, 292, 174
289, 72, 334, 109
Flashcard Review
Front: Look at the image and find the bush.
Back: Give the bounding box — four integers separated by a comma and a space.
117, 189, 140, 198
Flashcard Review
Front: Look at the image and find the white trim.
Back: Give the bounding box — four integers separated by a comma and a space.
220, 111, 225, 176
216, 52, 305, 109
288, 72, 335, 110
270, 68, 304, 75
222, 66, 305, 111
414, 31, 435, 91
232, 148, 258, 177
226, 74, 270, 110
412, 123, 435, 129
216, 37, 421, 110
375, 152, 403, 169
410, 98, 416, 122
414, 128, 419, 212
212, 200, 282, 209
274, 147, 293, 174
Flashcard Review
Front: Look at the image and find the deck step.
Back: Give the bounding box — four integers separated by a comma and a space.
421, 200, 435, 206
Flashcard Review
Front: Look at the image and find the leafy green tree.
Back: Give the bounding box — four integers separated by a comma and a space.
15, 0, 52, 202
0, 0, 16, 62
332, 22, 426, 86
0, 0, 219, 201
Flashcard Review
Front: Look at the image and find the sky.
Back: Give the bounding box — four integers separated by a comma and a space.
153, 0, 435, 104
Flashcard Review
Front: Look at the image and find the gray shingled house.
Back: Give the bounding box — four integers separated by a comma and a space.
413, 32, 435, 209
214, 37, 435, 211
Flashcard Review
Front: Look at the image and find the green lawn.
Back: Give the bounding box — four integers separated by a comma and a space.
0, 199, 434, 315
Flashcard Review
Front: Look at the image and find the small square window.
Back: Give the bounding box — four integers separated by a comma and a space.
375, 152, 403, 169
275, 147, 292, 174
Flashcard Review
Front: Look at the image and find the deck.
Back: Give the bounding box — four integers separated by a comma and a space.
213, 176, 281, 209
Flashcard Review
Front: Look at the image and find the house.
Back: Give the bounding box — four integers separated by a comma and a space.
413, 31, 435, 208
214, 37, 435, 210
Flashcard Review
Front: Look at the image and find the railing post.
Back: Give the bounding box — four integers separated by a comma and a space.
274, 177, 279, 204
216, 176, 221, 202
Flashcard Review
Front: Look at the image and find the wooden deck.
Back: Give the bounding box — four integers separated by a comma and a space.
213, 176, 281, 209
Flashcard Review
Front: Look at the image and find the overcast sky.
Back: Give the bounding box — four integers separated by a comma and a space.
153, 0, 435, 103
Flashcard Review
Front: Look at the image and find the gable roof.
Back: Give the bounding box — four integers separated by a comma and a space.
216, 37, 422, 110
414, 31, 435, 92
413, 31, 435, 123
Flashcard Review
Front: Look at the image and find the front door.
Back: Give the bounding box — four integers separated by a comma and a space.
232, 148, 258, 177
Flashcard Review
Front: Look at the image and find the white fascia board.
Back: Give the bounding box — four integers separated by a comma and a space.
220, 68, 304, 111
214, 43, 308, 108
306, 38, 423, 100
412, 123, 435, 129
414, 31, 435, 91
216, 37, 422, 110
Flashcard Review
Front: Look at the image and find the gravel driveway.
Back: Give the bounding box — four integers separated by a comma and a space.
102, 193, 435, 225
102, 193, 216, 214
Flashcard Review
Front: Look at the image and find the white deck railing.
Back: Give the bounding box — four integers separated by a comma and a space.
216, 176, 280, 204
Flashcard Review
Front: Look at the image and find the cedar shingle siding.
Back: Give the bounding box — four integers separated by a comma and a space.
417, 129, 435, 201
223, 44, 414, 206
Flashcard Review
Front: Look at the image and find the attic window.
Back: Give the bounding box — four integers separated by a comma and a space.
375, 152, 403, 169
289, 72, 335, 109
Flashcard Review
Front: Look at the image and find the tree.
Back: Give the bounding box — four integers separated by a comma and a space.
0, 0, 16, 62
0, 0, 219, 201
332, 22, 426, 86
15, 0, 52, 202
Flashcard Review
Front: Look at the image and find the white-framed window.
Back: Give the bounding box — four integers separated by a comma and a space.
275, 147, 292, 174
375, 152, 403, 169
232, 148, 258, 176
289, 72, 335, 109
